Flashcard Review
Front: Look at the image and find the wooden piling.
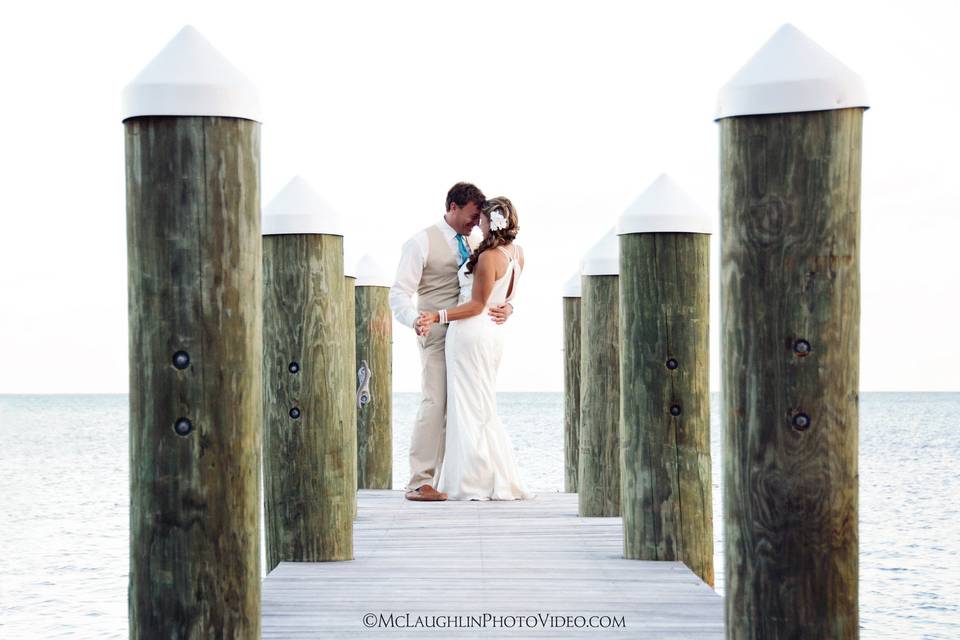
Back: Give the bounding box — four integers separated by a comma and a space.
354, 255, 394, 489
617, 175, 714, 586
262, 177, 353, 570
344, 267, 358, 520
578, 230, 620, 517
716, 24, 868, 639
562, 274, 581, 493
122, 26, 262, 638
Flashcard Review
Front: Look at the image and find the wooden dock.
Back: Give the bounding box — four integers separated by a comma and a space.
262, 490, 723, 638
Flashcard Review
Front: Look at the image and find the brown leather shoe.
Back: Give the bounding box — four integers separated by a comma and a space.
404, 484, 448, 501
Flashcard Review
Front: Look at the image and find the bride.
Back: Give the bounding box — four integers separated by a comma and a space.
416, 197, 534, 501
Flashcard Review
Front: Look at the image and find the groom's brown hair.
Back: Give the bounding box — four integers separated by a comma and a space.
445, 182, 486, 212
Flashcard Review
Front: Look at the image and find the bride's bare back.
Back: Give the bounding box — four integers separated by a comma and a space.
469, 243, 524, 306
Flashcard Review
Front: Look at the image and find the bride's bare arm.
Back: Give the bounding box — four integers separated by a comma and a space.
418, 251, 497, 332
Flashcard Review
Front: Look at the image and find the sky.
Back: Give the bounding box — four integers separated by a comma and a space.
0, 0, 957, 393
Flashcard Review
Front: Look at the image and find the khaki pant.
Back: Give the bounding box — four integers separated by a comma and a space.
405, 324, 448, 490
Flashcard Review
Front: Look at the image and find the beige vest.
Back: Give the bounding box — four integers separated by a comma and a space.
417, 224, 461, 314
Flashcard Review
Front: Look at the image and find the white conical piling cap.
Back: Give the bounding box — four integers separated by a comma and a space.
581, 228, 619, 276
262, 176, 344, 236
122, 25, 261, 122
562, 272, 582, 298
344, 261, 357, 279
343, 241, 359, 279
715, 23, 869, 120
617, 174, 713, 235
355, 255, 394, 288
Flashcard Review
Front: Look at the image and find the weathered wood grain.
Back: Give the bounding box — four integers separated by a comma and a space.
125, 115, 262, 638
578, 275, 620, 517
262, 491, 723, 638
619, 233, 713, 587
355, 285, 393, 489
263, 234, 353, 570
720, 108, 862, 639
345, 275, 358, 520
563, 297, 581, 493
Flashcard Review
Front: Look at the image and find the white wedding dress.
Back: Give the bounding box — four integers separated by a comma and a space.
435, 246, 534, 501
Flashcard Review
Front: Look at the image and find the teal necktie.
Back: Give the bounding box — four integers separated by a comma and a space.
456, 234, 469, 267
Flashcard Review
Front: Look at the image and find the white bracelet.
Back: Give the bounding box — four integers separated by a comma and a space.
438, 309, 448, 324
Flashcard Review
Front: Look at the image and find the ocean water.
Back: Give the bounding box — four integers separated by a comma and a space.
0, 392, 957, 638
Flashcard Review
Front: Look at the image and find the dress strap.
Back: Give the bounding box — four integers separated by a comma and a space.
496, 245, 517, 261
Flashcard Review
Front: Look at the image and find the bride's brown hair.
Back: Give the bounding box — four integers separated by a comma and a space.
465, 196, 520, 275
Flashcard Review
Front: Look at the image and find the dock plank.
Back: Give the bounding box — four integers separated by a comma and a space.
262, 490, 723, 638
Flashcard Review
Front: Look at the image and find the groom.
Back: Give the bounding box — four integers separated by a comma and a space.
389, 182, 514, 501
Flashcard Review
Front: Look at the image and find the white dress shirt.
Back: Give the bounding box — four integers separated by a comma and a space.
389, 218, 462, 328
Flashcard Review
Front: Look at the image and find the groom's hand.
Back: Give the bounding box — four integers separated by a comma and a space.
488, 303, 513, 325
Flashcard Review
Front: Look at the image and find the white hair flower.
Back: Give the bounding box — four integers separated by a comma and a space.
489, 208, 508, 232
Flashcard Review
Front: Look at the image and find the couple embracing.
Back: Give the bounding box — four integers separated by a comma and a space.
389, 182, 534, 502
